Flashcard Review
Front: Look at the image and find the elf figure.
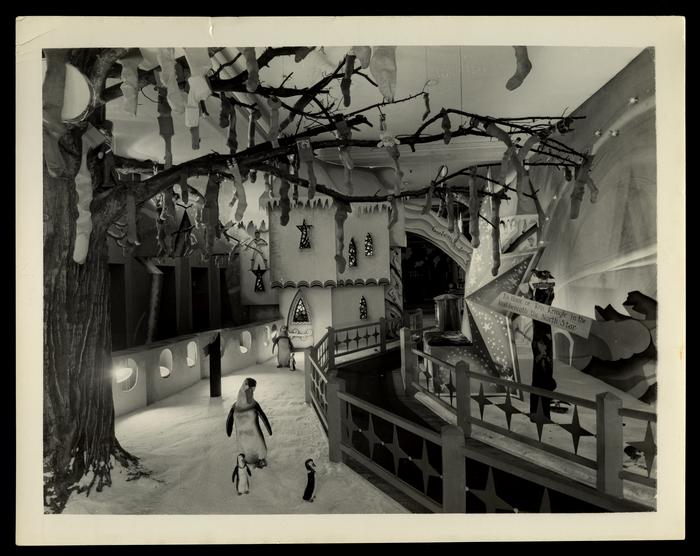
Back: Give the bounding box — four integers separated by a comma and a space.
232, 453, 252, 496
527, 270, 557, 420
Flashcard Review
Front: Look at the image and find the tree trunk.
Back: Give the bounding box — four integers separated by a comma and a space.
43, 131, 140, 513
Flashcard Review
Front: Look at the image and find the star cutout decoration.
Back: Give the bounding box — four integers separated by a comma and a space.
252, 264, 267, 292
412, 440, 442, 495
471, 383, 494, 419
626, 420, 657, 476
466, 467, 514, 513
558, 405, 595, 454
494, 389, 523, 430
297, 219, 313, 249
531, 396, 554, 441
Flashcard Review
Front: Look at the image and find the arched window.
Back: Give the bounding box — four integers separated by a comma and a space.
115, 358, 138, 392
292, 297, 310, 323
186, 341, 197, 367
159, 349, 173, 378
240, 331, 252, 354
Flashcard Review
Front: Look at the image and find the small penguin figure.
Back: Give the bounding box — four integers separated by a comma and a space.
302, 458, 316, 502
272, 325, 294, 368
231, 453, 252, 495
226, 378, 273, 468
289, 352, 296, 372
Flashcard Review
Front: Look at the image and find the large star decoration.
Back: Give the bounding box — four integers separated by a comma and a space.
626, 420, 657, 476
252, 264, 267, 292
466, 467, 514, 513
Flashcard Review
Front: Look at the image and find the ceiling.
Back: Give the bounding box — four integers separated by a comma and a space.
107, 45, 644, 189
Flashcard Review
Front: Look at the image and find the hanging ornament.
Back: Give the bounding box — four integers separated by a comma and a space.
296, 139, 317, 199
441, 109, 452, 144
219, 94, 233, 128
377, 114, 403, 194
297, 219, 313, 249
505, 46, 532, 91
364, 233, 374, 256
348, 238, 358, 267
252, 264, 267, 292
359, 296, 368, 320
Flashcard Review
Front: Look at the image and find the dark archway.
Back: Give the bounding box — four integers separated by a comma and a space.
401, 232, 465, 319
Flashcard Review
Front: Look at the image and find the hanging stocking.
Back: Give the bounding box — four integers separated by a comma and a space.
238, 47, 260, 92
157, 87, 174, 167
350, 46, 372, 68
378, 114, 403, 194
369, 46, 397, 102
219, 94, 233, 128
441, 109, 452, 144
119, 52, 143, 116
259, 173, 272, 210
292, 183, 299, 202
42, 49, 68, 178
506, 46, 532, 91
296, 139, 317, 199
334, 116, 354, 193
334, 201, 351, 273
267, 96, 282, 148
202, 174, 221, 257
422, 92, 431, 121
183, 47, 213, 102
491, 191, 502, 276
279, 176, 291, 226
156, 48, 186, 114
468, 168, 482, 248
341, 53, 355, 107
227, 160, 247, 221
190, 124, 201, 150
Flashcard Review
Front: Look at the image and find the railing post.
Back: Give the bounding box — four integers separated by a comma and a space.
441, 424, 467, 513
326, 369, 346, 463
379, 317, 387, 352
400, 327, 418, 395
454, 361, 472, 438
304, 347, 313, 404
327, 326, 336, 370
596, 391, 624, 497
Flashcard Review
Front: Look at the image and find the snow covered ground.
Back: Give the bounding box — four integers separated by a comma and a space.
64, 355, 408, 514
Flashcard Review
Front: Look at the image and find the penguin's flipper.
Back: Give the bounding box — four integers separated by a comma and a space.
255, 403, 273, 436
232, 467, 238, 484
226, 404, 236, 437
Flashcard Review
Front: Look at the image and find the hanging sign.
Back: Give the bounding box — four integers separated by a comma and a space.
494, 292, 593, 338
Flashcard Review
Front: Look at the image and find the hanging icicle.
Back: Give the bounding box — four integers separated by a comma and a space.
468, 168, 482, 248
296, 139, 317, 199
334, 201, 351, 273
238, 47, 260, 92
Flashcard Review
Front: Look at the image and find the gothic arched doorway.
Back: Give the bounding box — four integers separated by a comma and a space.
287, 289, 314, 348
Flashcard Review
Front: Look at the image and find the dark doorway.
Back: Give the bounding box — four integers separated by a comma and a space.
401, 233, 463, 315
191, 266, 210, 332
220, 268, 234, 326
155, 265, 177, 341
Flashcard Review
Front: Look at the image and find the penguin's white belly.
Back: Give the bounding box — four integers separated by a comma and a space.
234, 409, 266, 462
236, 468, 250, 493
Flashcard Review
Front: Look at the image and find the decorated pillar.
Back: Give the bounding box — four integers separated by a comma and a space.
384, 247, 404, 336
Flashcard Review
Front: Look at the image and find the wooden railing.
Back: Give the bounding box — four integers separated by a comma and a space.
322, 368, 651, 513
399, 327, 657, 503
328, 318, 388, 359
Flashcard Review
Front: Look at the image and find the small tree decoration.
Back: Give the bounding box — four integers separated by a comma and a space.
359, 296, 368, 320
297, 219, 313, 249
348, 237, 358, 267
364, 232, 374, 256
252, 264, 267, 293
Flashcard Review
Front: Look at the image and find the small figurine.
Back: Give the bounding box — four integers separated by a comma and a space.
289, 352, 296, 372
302, 458, 316, 502
232, 453, 252, 495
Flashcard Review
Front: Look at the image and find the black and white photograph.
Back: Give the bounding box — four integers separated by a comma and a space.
16, 16, 685, 544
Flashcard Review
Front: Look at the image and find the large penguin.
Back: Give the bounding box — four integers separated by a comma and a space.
272, 326, 294, 368
226, 378, 273, 468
